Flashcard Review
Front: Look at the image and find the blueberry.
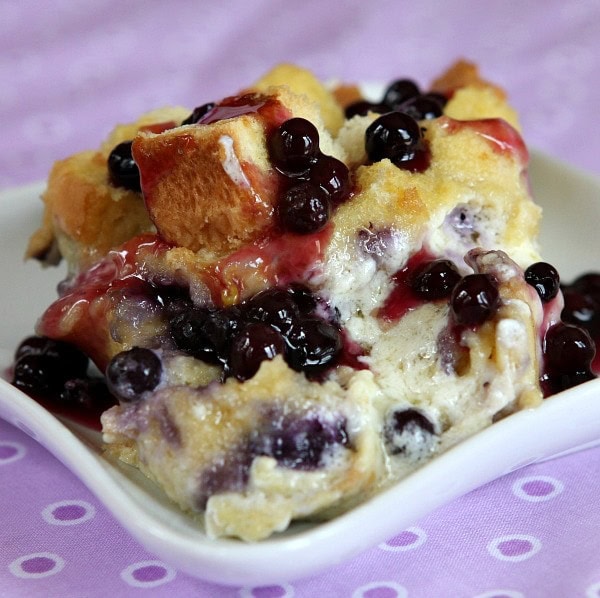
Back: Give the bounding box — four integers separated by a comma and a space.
13, 354, 65, 395
14, 336, 89, 377
384, 408, 436, 455
105, 347, 162, 402
107, 141, 141, 192
250, 414, 349, 469
411, 259, 461, 300
397, 95, 444, 121
571, 273, 600, 299
287, 283, 318, 314
525, 262, 560, 302
268, 117, 320, 176
169, 308, 233, 364
59, 378, 116, 411
365, 112, 422, 165
451, 273, 500, 326
244, 288, 300, 336
344, 100, 388, 119
544, 323, 595, 372
12, 336, 89, 395
561, 288, 600, 338
309, 154, 351, 205
382, 79, 420, 110
278, 181, 331, 234
229, 323, 286, 381
422, 92, 448, 108
285, 317, 342, 374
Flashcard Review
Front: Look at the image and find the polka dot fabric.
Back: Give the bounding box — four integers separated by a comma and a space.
0, 0, 599, 595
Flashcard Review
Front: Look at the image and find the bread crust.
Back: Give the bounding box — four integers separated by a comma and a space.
26, 106, 189, 270
133, 86, 343, 256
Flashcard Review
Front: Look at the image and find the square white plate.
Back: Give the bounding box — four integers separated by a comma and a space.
0, 151, 599, 586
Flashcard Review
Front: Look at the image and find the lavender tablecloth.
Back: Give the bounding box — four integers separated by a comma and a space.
1, 1, 599, 596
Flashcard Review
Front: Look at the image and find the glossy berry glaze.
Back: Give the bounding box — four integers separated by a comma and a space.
35, 222, 336, 366
378, 249, 461, 322
14, 229, 347, 424
197, 93, 283, 126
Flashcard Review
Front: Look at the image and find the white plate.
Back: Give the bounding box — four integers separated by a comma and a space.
1, 152, 599, 586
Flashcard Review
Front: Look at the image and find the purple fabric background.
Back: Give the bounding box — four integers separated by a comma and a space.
1, 1, 599, 596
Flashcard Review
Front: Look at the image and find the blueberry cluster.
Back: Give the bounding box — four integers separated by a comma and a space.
345, 78, 447, 121
102, 283, 344, 400
11, 336, 114, 412
535, 271, 600, 395
522, 262, 596, 394
166, 285, 342, 382
407, 258, 500, 327
268, 117, 351, 234
348, 78, 446, 173
412, 258, 597, 393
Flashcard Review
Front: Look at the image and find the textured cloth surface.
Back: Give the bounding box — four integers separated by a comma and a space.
1, 1, 599, 596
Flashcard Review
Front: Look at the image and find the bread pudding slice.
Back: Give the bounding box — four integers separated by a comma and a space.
14, 62, 597, 541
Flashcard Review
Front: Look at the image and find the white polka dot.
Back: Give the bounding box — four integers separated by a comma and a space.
0, 441, 26, 465
42, 500, 96, 526
120, 560, 176, 588
512, 475, 564, 502
487, 534, 542, 562
239, 583, 295, 597
586, 581, 600, 598
379, 526, 427, 552
22, 113, 72, 145
474, 590, 525, 598
8, 552, 66, 579
352, 581, 408, 598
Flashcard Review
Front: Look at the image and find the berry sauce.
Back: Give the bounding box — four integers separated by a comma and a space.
37, 234, 170, 370
36, 222, 333, 369
197, 93, 285, 126
16, 380, 115, 431
209, 223, 334, 304
377, 249, 439, 322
